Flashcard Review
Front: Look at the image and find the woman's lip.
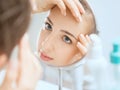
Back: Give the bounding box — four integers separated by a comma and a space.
40, 52, 53, 61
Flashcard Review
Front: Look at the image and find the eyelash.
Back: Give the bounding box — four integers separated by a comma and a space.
62, 35, 72, 44
45, 22, 52, 31
44, 22, 72, 44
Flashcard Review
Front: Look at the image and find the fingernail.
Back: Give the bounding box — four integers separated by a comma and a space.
64, 11, 66, 16
62, 10, 66, 16
75, 11, 83, 22
80, 6, 85, 14
76, 16, 80, 22
86, 35, 88, 37
80, 34, 84, 37
82, 9, 85, 14
76, 16, 82, 22
79, 16, 82, 22
74, 11, 79, 22
77, 42, 81, 47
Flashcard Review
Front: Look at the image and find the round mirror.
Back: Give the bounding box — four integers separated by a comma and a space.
36, 0, 97, 69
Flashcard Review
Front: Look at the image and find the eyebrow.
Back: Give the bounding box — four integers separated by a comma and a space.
61, 30, 78, 41
47, 17, 53, 25
47, 17, 77, 41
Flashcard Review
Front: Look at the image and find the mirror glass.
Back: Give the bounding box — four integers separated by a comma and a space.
36, 4, 96, 68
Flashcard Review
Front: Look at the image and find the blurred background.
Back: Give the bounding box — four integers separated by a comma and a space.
28, 0, 120, 90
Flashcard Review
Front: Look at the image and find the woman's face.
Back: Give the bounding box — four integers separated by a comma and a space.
38, 7, 91, 67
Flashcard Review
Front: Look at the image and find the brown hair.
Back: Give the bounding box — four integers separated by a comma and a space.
0, 0, 31, 58
80, 0, 98, 34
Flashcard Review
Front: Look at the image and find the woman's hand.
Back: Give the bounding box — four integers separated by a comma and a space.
31, 0, 85, 22
0, 34, 42, 90
77, 34, 92, 59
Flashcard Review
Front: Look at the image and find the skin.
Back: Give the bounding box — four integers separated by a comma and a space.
38, 6, 92, 67
0, 54, 7, 70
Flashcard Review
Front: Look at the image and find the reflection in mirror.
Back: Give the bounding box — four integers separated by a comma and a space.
37, 0, 98, 69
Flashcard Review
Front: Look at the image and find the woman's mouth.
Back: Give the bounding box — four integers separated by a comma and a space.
40, 52, 53, 61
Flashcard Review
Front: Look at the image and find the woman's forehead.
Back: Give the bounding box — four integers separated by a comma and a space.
49, 6, 78, 26
48, 7, 90, 36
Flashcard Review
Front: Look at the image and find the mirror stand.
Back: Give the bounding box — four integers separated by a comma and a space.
58, 68, 63, 90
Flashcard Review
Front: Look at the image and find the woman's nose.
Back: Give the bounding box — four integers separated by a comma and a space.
41, 35, 55, 52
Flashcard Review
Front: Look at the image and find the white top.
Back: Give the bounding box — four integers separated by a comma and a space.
36, 80, 70, 90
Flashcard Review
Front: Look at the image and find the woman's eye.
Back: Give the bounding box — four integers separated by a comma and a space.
45, 22, 52, 30
63, 35, 72, 44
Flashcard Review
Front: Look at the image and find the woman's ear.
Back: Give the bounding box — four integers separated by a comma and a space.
0, 54, 8, 70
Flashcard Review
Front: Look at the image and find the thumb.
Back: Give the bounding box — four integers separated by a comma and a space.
3, 60, 19, 88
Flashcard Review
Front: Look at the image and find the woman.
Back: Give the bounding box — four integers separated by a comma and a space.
0, 0, 85, 90
38, 0, 98, 67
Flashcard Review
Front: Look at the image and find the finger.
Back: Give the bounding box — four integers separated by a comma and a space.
18, 33, 31, 61
86, 35, 91, 43
18, 33, 33, 81
55, 0, 66, 16
79, 34, 88, 47
77, 42, 87, 55
74, 0, 85, 14
18, 34, 42, 88
32, 54, 42, 72
18, 33, 41, 71
31, 55, 43, 80
63, 0, 82, 22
